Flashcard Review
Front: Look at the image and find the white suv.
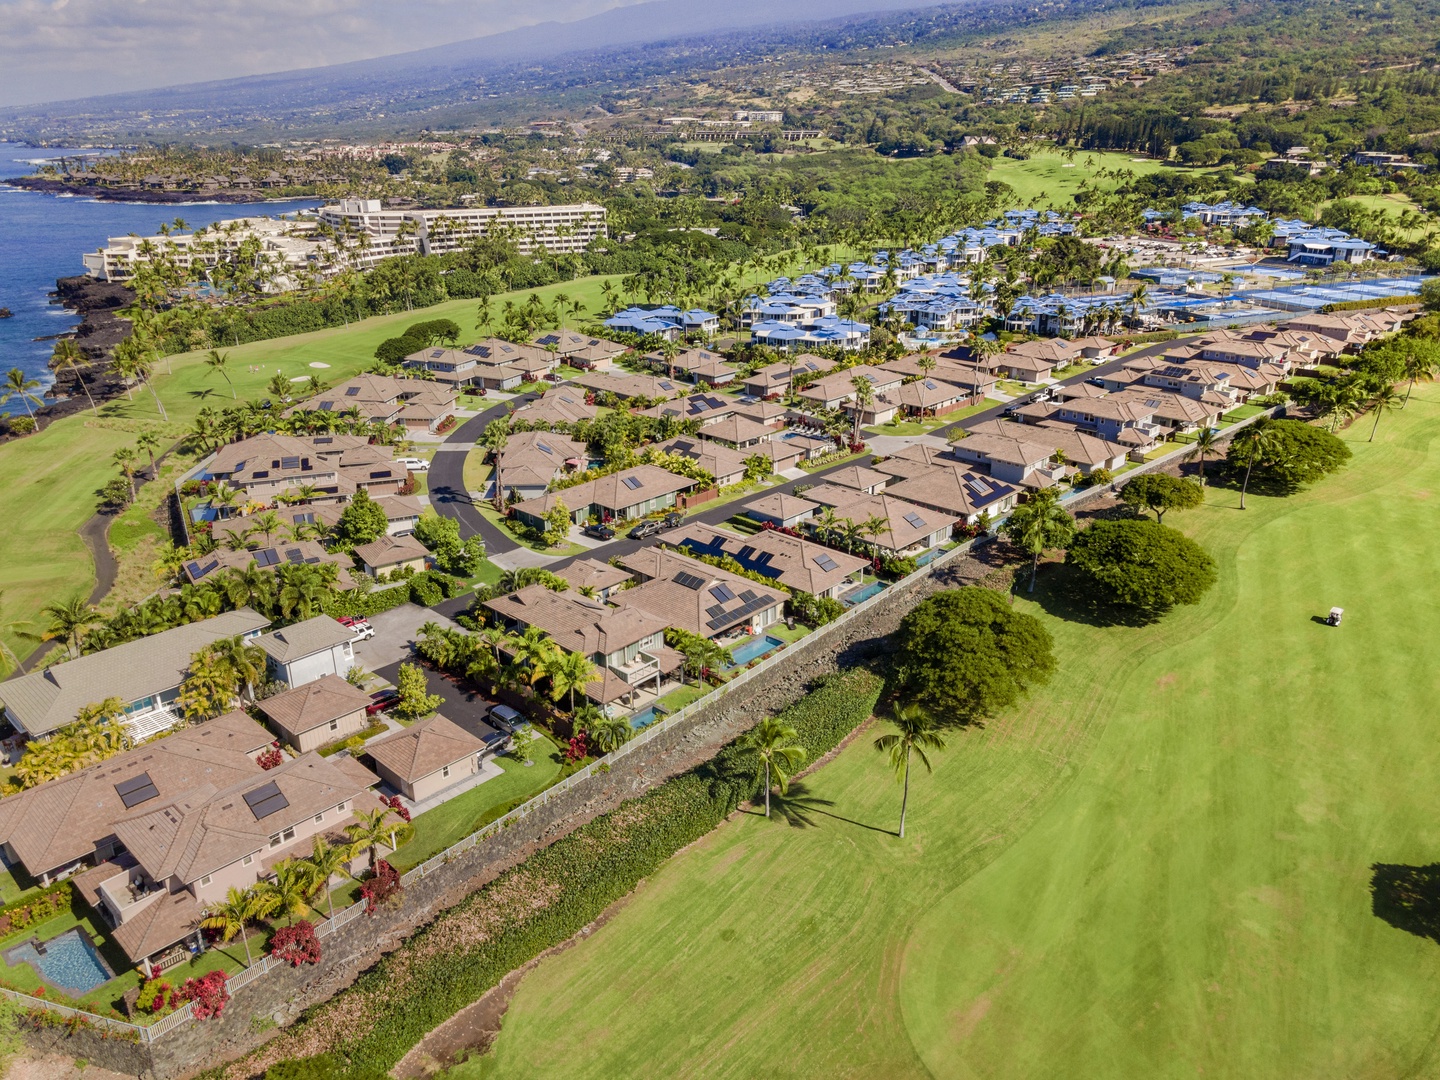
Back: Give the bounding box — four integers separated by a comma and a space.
398, 457, 430, 472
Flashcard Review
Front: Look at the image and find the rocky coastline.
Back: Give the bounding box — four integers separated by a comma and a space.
4, 175, 314, 204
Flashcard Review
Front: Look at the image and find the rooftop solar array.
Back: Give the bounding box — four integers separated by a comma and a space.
344, 386, 361, 396
254, 549, 280, 568
621, 475, 643, 490
186, 558, 220, 580
705, 594, 776, 631
902, 512, 927, 529
674, 571, 707, 591
814, 553, 839, 572
115, 771, 160, 809
710, 584, 736, 603
244, 781, 290, 821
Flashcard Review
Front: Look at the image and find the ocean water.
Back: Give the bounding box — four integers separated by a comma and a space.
0, 142, 319, 414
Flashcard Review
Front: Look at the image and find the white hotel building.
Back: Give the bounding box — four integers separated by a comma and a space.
316, 198, 607, 268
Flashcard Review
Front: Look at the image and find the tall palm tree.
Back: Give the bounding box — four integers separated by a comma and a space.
135, 430, 162, 479
873, 703, 947, 839
112, 446, 139, 499
2, 368, 44, 420
511, 626, 557, 686
545, 650, 597, 714
49, 339, 97, 413
302, 837, 352, 921
1188, 426, 1220, 485
849, 375, 875, 444
1402, 346, 1440, 405
1368, 383, 1404, 442
38, 597, 98, 657
346, 807, 398, 870
1002, 488, 1075, 592
586, 710, 632, 754
737, 716, 806, 818
248, 510, 282, 547
201, 887, 262, 968
1231, 421, 1274, 510
204, 350, 236, 398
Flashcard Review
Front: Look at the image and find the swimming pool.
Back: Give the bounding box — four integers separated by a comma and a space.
914, 547, 947, 566
629, 705, 666, 729
726, 635, 785, 668
5, 928, 113, 995
843, 581, 886, 605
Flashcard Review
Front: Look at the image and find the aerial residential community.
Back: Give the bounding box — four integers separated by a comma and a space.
2, 0, 1440, 1076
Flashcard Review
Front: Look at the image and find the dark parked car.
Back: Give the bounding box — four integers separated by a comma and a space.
660, 512, 684, 530
365, 689, 400, 716
582, 523, 615, 541
628, 519, 664, 540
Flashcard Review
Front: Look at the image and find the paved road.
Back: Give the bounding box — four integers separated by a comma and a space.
428, 338, 1184, 572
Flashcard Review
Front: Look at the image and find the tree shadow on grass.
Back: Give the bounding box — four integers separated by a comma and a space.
1371, 864, 1440, 942
777, 782, 896, 835
1028, 562, 1164, 629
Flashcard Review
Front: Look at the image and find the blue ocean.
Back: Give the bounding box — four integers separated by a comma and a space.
0, 142, 319, 414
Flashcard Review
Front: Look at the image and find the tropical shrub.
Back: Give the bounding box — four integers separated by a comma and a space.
268, 921, 322, 967
180, 971, 230, 1020
384, 795, 412, 824
257, 747, 284, 770
359, 861, 402, 915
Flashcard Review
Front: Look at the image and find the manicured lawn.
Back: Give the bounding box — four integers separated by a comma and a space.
474, 502, 586, 557
483, 388, 1440, 1079
653, 683, 709, 714
984, 149, 1178, 205
387, 738, 563, 872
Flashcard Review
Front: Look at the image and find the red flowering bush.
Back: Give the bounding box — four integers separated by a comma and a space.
360, 860, 402, 915
268, 920, 322, 967
564, 734, 588, 764
257, 747, 284, 770
180, 970, 229, 1019
384, 795, 412, 823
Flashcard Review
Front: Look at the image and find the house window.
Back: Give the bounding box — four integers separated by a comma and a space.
442, 765, 451, 779
337, 801, 346, 811
199, 875, 212, 887
314, 812, 324, 824
268, 826, 296, 848
242, 855, 253, 867
329, 719, 339, 731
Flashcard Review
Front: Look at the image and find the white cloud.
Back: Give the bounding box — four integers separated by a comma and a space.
0, 0, 644, 106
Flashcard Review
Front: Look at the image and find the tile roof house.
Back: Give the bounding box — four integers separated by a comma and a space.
509, 389, 597, 427
293, 374, 457, 434
571, 371, 684, 403
616, 547, 786, 640
644, 348, 738, 386
885, 466, 1020, 524
744, 492, 822, 529
824, 465, 892, 494
653, 437, 758, 487
696, 414, 778, 450
303, 494, 422, 538
796, 487, 960, 555
799, 367, 904, 410
511, 465, 697, 529
181, 540, 356, 590
483, 585, 676, 707
638, 392, 744, 426
742, 354, 837, 398
107, 751, 381, 973
353, 533, 431, 579
207, 433, 406, 503
0, 711, 271, 884
531, 331, 629, 371
363, 714, 495, 803
493, 430, 587, 500
554, 558, 634, 600
665, 523, 868, 599
255, 616, 357, 688
0, 609, 271, 739
258, 674, 374, 752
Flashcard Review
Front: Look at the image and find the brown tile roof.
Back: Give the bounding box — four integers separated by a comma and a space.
111, 884, 205, 963
696, 415, 775, 447
258, 675, 373, 739
664, 523, 868, 595
113, 752, 380, 887
510, 390, 596, 427
616, 547, 785, 638
0, 712, 270, 877
353, 533, 430, 570
255, 616, 355, 665
364, 715, 485, 783
654, 437, 750, 483
512, 465, 696, 518
554, 558, 633, 595
483, 585, 667, 656
885, 467, 1019, 519
744, 492, 820, 521
804, 491, 960, 552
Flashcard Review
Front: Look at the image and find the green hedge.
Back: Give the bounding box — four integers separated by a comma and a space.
320, 571, 467, 618
249, 668, 884, 1080
1320, 297, 1414, 313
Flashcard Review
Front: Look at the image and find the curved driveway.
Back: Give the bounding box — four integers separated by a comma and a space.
429, 339, 1183, 570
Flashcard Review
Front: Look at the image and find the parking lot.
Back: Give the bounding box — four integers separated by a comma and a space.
351, 602, 464, 675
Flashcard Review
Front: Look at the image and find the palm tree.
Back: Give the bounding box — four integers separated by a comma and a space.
112, 447, 139, 500
302, 837, 352, 921
1188, 426, 1220, 485
511, 626, 557, 686
586, 709, 632, 754
38, 597, 98, 657
346, 807, 398, 870
49, 339, 97, 413
1002, 488, 1075, 592
204, 350, 236, 398
201, 887, 262, 968
849, 375, 875, 444
1368, 383, 1404, 442
248, 510, 282, 546
873, 703, 947, 839
737, 716, 806, 818
1402, 346, 1440, 405
1231, 421, 1274, 510
545, 650, 597, 714
135, 430, 162, 479
255, 860, 313, 926
2, 368, 44, 420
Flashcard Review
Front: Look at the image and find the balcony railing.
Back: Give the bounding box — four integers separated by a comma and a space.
612, 651, 660, 686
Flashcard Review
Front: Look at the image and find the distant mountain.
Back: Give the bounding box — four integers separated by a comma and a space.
0, 0, 965, 141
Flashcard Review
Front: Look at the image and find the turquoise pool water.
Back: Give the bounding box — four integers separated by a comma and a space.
843, 581, 886, 605
726, 634, 785, 668
630, 705, 666, 729
5, 928, 112, 995
915, 547, 946, 566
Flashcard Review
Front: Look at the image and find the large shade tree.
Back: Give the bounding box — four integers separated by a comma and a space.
1066, 519, 1217, 615
891, 588, 1056, 723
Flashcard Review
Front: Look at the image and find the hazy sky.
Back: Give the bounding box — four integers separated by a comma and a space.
0, 0, 653, 106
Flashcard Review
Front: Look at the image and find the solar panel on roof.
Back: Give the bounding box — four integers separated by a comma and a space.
537, 441, 554, 455
293, 512, 316, 525
254, 549, 279, 568
738, 589, 758, 603
923, 380, 938, 389
706, 604, 727, 619
737, 545, 756, 561
370, 470, 393, 479
621, 475, 643, 490
710, 584, 736, 603
318, 401, 334, 411
285, 548, 304, 564
115, 772, 159, 808
280, 456, 301, 470
814, 553, 839, 572
903, 512, 927, 529
674, 571, 707, 591
344, 386, 361, 396
244, 781, 290, 821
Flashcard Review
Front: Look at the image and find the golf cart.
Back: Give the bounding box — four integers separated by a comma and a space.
1327, 607, 1344, 627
